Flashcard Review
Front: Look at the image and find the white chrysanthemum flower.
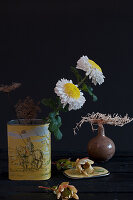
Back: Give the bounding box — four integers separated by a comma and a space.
54, 78, 86, 111
76, 55, 105, 85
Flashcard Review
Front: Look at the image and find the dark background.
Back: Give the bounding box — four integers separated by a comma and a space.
0, 0, 133, 153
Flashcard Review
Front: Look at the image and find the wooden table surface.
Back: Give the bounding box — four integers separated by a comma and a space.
0, 149, 133, 200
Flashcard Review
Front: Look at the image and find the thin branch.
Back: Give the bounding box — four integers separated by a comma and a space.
0, 82, 21, 93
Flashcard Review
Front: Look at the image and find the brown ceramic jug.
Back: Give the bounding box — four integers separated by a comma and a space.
87, 124, 115, 162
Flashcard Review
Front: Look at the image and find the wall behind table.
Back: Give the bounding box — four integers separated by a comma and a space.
0, 1, 133, 153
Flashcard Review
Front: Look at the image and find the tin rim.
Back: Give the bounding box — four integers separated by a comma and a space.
7, 119, 49, 126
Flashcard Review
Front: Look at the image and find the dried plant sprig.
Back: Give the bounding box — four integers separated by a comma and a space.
15, 96, 41, 123
74, 112, 133, 134
0, 82, 21, 93
39, 182, 79, 200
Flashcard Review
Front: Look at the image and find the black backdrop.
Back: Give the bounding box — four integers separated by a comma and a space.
0, 1, 133, 153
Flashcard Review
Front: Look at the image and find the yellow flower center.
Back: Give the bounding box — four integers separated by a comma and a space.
89, 59, 102, 72
64, 83, 80, 99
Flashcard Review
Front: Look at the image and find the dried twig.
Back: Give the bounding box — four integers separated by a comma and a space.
74, 112, 133, 134
0, 82, 21, 93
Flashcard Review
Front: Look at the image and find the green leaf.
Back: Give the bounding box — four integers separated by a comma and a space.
81, 83, 89, 92
71, 66, 82, 82
48, 113, 63, 140
90, 87, 93, 91
41, 98, 57, 110
87, 85, 94, 96
49, 112, 57, 119
81, 83, 98, 102
49, 120, 58, 132
56, 116, 62, 127
92, 95, 98, 102
54, 129, 62, 140
49, 113, 62, 127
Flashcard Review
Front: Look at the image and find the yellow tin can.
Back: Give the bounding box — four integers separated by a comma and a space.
7, 120, 51, 180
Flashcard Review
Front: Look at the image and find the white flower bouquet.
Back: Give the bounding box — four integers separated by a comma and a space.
42, 55, 105, 140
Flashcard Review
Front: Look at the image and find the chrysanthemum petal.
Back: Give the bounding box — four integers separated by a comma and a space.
76, 55, 105, 85
54, 79, 86, 111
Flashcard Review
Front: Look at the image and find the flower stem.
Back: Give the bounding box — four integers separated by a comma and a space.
38, 186, 55, 191
56, 99, 63, 113
78, 76, 87, 87
52, 161, 56, 164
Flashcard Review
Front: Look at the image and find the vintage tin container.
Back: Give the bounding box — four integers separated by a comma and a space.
7, 120, 51, 180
